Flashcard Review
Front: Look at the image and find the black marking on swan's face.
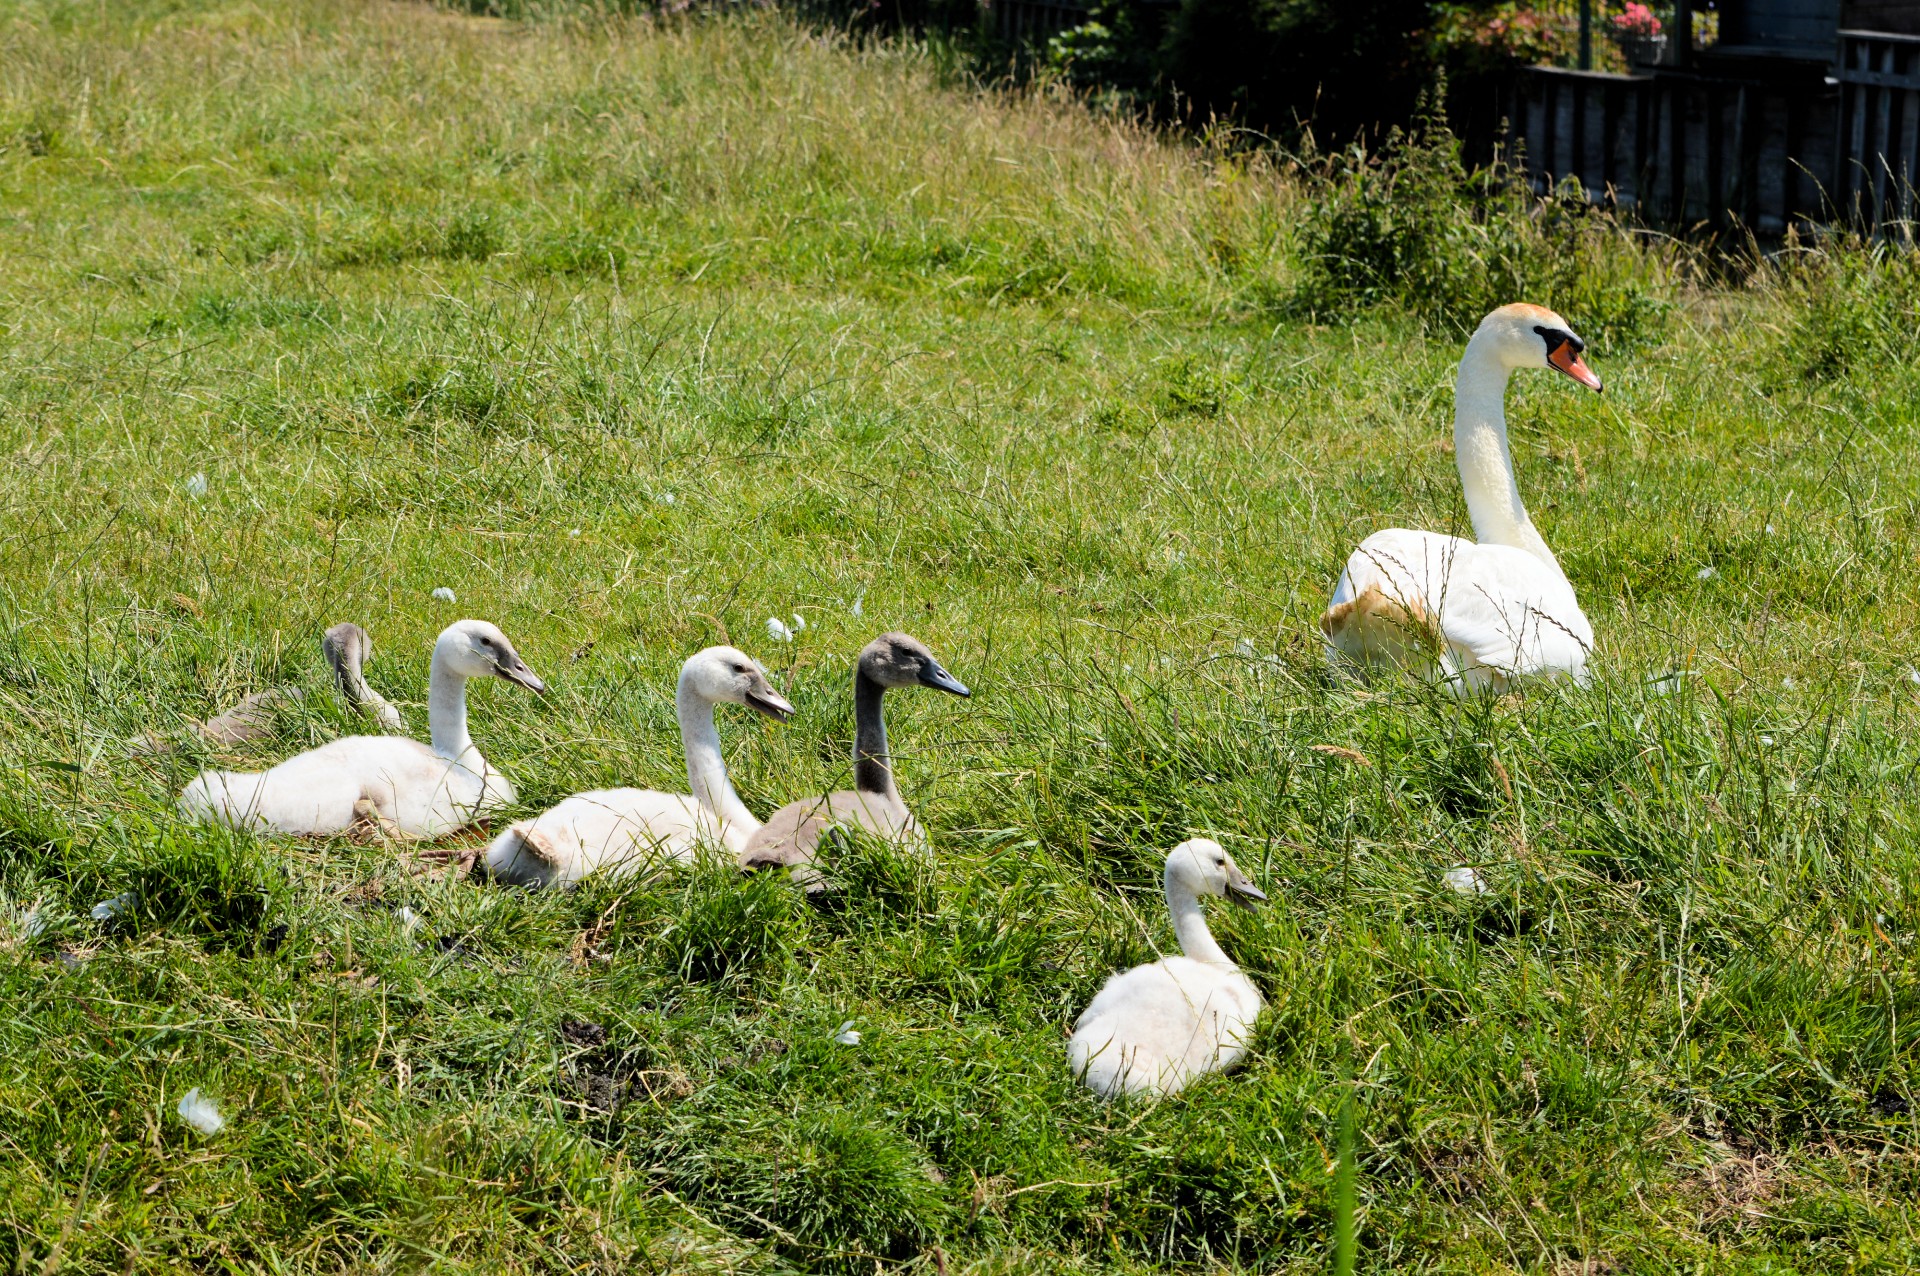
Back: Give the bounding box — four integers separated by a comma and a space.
475, 630, 546, 694
1532, 324, 1603, 391
1533, 324, 1584, 358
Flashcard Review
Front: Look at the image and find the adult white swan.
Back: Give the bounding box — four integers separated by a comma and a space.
1322, 303, 1603, 695
1069, 838, 1267, 1099
481, 646, 794, 889
179, 620, 544, 837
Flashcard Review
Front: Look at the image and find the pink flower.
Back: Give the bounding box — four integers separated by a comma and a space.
1613, 3, 1662, 37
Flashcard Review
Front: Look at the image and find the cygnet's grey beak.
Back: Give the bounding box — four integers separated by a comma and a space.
499, 661, 547, 695
1228, 875, 1268, 909
745, 685, 795, 721
920, 662, 971, 698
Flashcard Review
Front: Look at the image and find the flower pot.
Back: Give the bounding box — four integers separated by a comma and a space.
1617, 33, 1668, 67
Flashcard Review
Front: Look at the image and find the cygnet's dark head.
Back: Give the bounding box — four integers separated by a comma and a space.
322, 621, 373, 675
856, 632, 970, 697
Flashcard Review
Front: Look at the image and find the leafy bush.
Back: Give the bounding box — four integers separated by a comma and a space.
1431, 2, 1581, 79
1289, 110, 1672, 341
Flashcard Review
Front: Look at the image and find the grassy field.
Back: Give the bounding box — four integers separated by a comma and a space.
3, 1, 1919, 1271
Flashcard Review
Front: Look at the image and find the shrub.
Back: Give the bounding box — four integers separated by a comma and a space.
1289, 110, 1672, 342
1051, 0, 1438, 147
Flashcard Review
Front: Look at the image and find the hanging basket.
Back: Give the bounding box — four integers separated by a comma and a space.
1616, 32, 1669, 67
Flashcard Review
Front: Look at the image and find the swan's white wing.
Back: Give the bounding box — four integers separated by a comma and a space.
1325, 529, 1590, 692
486, 788, 723, 888
318, 736, 491, 838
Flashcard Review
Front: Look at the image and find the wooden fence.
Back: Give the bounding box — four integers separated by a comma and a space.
1510, 60, 1839, 234
1837, 29, 1920, 229
962, 0, 1919, 238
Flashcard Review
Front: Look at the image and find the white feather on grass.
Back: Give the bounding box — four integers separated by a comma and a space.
177, 1088, 225, 1135
91, 892, 133, 921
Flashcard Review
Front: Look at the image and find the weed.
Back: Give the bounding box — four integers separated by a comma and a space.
1774, 234, 1920, 382
651, 869, 796, 983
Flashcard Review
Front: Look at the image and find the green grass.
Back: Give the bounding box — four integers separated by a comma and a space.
3, 1, 1919, 1271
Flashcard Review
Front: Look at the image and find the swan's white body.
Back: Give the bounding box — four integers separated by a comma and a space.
179, 621, 544, 839
482, 647, 792, 889
1323, 304, 1602, 695
1070, 839, 1267, 1099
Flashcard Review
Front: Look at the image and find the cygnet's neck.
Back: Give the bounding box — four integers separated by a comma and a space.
1454, 334, 1566, 581
330, 639, 399, 728
678, 677, 758, 833
1166, 873, 1234, 968
852, 670, 898, 801
427, 645, 477, 763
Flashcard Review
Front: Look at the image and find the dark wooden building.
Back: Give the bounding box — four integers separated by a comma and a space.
1510, 0, 1920, 234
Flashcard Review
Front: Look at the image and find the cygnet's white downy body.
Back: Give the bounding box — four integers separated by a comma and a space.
738, 633, 970, 891
179, 620, 544, 838
1070, 838, 1267, 1099
482, 647, 793, 889
1323, 303, 1603, 696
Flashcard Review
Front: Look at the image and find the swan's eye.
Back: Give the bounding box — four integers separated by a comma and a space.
1532, 323, 1584, 356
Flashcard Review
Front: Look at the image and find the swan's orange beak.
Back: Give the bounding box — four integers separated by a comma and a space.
1549, 343, 1603, 392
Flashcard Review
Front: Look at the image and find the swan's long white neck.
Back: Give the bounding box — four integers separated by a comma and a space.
678, 678, 758, 833
427, 646, 475, 762
1454, 334, 1566, 581
1166, 872, 1234, 968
